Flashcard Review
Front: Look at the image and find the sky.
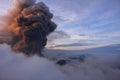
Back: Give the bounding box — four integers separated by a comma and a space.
0, 1, 120, 80
0, 0, 120, 50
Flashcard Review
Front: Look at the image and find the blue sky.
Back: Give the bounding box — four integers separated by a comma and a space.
0, 0, 120, 50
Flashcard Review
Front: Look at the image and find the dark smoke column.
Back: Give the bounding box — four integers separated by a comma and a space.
7, 0, 57, 56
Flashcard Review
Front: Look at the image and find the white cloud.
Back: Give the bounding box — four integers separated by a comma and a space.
47, 30, 70, 42
70, 34, 90, 40
0, 44, 69, 80
0, 44, 120, 80
58, 54, 120, 80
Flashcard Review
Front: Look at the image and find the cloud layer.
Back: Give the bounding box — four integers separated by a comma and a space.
0, 44, 120, 80
0, 44, 69, 80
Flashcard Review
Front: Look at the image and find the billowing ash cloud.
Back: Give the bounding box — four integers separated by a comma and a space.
0, 0, 57, 56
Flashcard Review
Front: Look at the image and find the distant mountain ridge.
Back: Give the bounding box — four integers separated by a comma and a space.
44, 44, 120, 58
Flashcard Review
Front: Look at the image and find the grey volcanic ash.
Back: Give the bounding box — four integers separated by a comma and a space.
0, 0, 57, 56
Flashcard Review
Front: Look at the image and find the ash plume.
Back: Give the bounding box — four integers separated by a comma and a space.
0, 0, 57, 56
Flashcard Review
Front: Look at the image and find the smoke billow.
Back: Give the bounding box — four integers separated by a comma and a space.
0, 0, 57, 56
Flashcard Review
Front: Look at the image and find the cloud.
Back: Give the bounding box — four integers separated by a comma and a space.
0, 44, 120, 80
95, 31, 120, 39
47, 33, 92, 50
0, 26, 4, 30
0, 44, 69, 80
0, 26, 11, 44
51, 42, 92, 48
0, 0, 57, 56
52, 15, 74, 25
59, 54, 120, 80
53, 15, 68, 23
47, 30, 70, 42
70, 34, 90, 40
46, 30, 71, 48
